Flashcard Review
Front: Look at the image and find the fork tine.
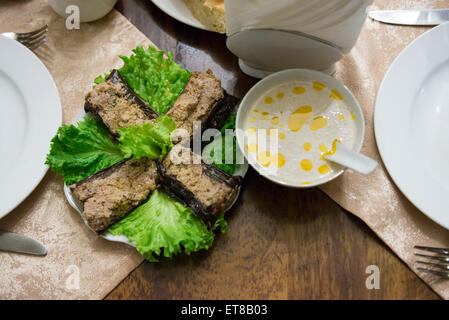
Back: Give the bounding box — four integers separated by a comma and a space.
19, 32, 46, 46
25, 38, 46, 51
18, 28, 47, 43
414, 245, 449, 256
16, 25, 48, 38
417, 267, 449, 278
416, 260, 449, 270
414, 253, 449, 263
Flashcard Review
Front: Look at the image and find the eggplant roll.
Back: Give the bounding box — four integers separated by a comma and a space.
166, 69, 239, 141
157, 144, 242, 224
85, 69, 159, 135
70, 158, 158, 232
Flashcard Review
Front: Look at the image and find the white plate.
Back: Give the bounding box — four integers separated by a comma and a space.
64, 110, 248, 246
0, 36, 62, 219
375, 22, 449, 230
150, 0, 213, 32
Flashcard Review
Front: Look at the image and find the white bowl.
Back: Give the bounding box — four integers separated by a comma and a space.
48, 0, 117, 23
236, 69, 365, 188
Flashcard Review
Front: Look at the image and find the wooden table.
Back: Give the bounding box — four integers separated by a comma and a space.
106, 0, 439, 300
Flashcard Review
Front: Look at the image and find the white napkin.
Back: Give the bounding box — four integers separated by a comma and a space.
225, 0, 373, 53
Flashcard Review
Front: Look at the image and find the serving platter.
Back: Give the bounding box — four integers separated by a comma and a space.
374, 22, 449, 230
64, 110, 248, 246
150, 0, 213, 32
0, 36, 62, 219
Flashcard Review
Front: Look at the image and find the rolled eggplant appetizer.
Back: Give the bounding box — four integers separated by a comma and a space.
70, 157, 159, 232
166, 69, 239, 144
157, 144, 242, 225
84, 69, 159, 136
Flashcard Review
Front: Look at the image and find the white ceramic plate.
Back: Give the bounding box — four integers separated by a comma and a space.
64, 110, 248, 246
236, 69, 365, 188
150, 0, 212, 32
0, 36, 62, 219
375, 22, 449, 230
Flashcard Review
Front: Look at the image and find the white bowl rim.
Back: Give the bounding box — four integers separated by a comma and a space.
236, 68, 365, 188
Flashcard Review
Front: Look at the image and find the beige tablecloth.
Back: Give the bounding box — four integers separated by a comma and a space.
0, 0, 449, 299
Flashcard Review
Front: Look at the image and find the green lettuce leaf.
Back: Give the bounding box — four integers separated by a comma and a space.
93, 72, 110, 85
117, 117, 176, 159
220, 112, 237, 134
117, 45, 191, 115
46, 116, 176, 184
108, 190, 226, 262
213, 212, 228, 234
45, 117, 124, 185
203, 112, 237, 175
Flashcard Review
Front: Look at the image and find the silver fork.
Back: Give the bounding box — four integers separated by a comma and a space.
1, 24, 48, 50
414, 245, 449, 278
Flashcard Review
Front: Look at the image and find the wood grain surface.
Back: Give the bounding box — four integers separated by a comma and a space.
106, 0, 439, 300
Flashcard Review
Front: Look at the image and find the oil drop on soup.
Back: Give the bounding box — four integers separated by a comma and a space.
242, 80, 357, 186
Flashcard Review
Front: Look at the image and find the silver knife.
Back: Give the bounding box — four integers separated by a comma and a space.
0, 230, 47, 256
369, 9, 449, 26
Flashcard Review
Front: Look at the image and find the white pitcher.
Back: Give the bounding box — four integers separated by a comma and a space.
225, 0, 373, 78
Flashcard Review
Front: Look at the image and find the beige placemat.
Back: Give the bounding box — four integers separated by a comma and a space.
321, 0, 449, 299
0, 0, 147, 299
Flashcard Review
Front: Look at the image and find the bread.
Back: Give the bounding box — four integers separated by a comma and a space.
183, 0, 226, 33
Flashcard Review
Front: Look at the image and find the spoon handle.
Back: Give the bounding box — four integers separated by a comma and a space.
325, 146, 378, 175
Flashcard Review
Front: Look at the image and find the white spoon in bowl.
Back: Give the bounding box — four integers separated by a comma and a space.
323, 140, 378, 175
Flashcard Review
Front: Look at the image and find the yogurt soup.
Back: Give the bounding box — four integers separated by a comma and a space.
241, 80, 358, 186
